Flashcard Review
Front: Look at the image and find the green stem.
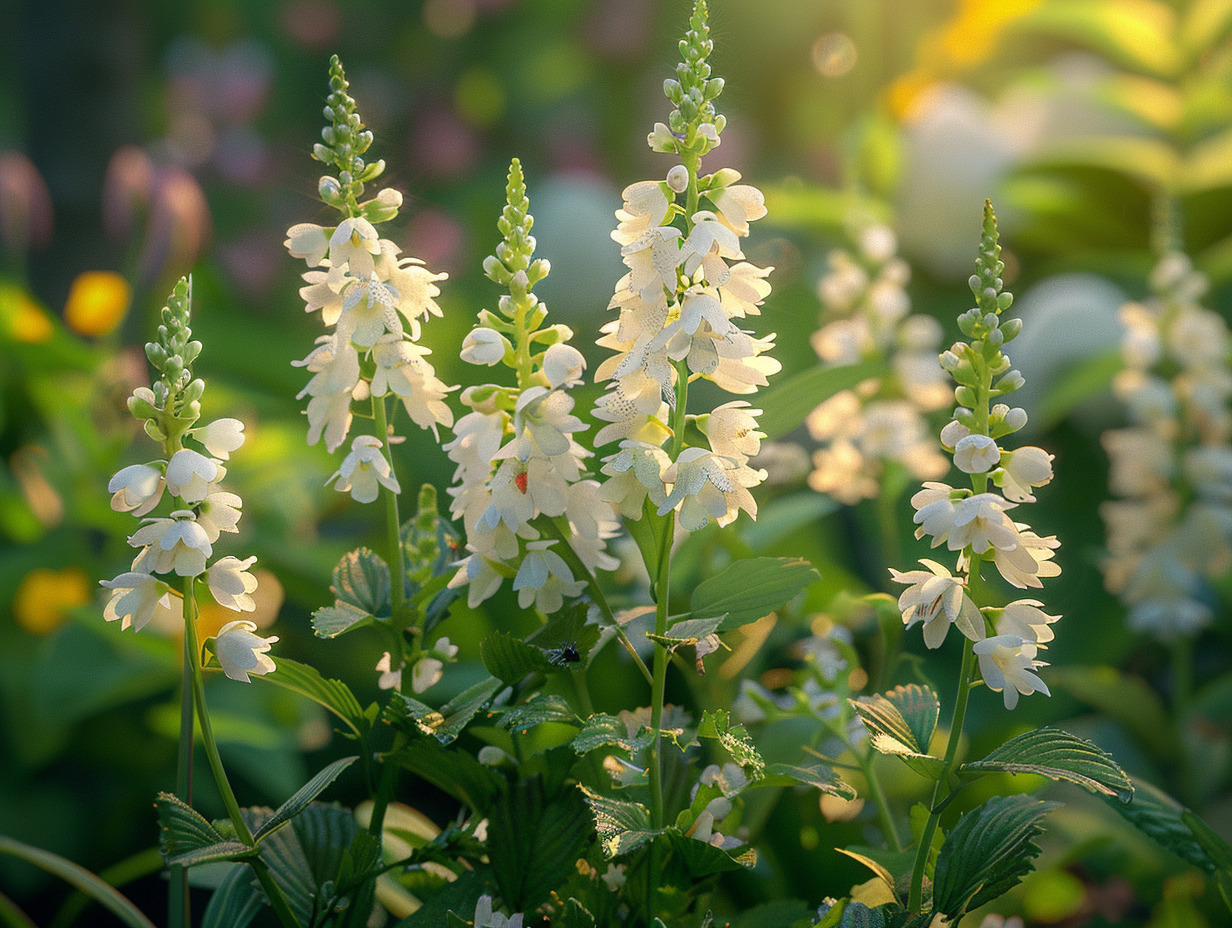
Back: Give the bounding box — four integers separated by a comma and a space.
858, 749, 904, 853
908, 626, 977, 913
373, 397, 408, 639
183, 581, 301, 928
171, 637, 195, 928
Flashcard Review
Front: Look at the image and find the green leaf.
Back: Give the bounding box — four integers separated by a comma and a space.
257, 656, 368, 739
664, 828, 757, 877
646, 615, 725, 651
311, 602, 375, 639
1185, 810, 1232, 868
1023, 137, 1179, 189
154, 793, 254, 866
741, 491, 840, 551
488, 778, 592, 911
494, 694, 577, 733
579, 787, 660, 858
849, 690, 945, 779
698, 710, 764, 776
932, 795, 1059, 917
1037, 351, 1122, 428
757, 362, 887, 440
571, 714, 649, 755
960, 728, 1132, 801
253, 756, 359, 842
758, 763, 857, 800
386, 738, 502, 811
834, 847, 912, 903
1104, 777, 1214, 871
729, 899, 815, 928
1014, 0, 1181, 78
332, 547, 391, 615
0, 836, 158, 928
387, 677, 503, 744
481, 630, 552, 684
200, 864, 263, 928
691, 557, 818, 632
393, 868, 494, 928
558, 897, 597, 928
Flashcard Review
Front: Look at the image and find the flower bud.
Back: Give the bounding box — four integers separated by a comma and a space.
1004, 406, 1028, 430
318, 176, 341, 201
667, 165, 689, 193
954, 434, 1001, 474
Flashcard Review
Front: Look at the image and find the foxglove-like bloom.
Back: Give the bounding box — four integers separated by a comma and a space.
888, 559, 984, 649
101, 572, 174, 632
109, 463, 166, 516
329, 434, 401, 503
207, 555, 259, 613
973, 635, 1050, 710
213, 619, 278, 683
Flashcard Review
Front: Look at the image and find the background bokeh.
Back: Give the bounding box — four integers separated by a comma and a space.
3, 0, 1232, 925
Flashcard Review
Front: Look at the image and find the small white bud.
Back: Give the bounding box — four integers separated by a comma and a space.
666, 165, 689, 193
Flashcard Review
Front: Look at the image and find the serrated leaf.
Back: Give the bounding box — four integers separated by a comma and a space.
932, 795, 1059, 917
394, 868, 495, 928
758, 362, 888, 440
200, 863, 263, 928
155, 792, 231, 861
387, 677, 503, 744
698, 710, 764, 775
883, 685, 939, 754
960, 728, 1132, 801
834, 848, 903, 902
571, 714, 648, 755
254, 756, 359, 842
488, 778, 592, 911
647, 615, 725, 650
1105, 777, 1215, 872
257, 656, 368, 739
332, 547, 391, 614
1049, 665, 1176, 759
664, 828, 756, 876
758, 763, 857, 800
579, 787, 659, 858
558, 897, 597, 928
849, 691, 945, 779
387, 739, 502, 811
481, 630, 552, 684
311, 601, 375, 639
494, 694, 577, 733
165, 841, 255, 868
691, 557, 818, 632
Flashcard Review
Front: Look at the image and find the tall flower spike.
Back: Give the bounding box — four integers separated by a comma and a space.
891, 202, 1058, 710
596, 0, 777, 532
446, 159, 617, 612
286, 56, 454, 457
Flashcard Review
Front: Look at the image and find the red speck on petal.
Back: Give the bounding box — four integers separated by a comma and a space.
515, 471, 528, 494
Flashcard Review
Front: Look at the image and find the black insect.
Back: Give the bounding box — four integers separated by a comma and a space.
544, 642, 581, 667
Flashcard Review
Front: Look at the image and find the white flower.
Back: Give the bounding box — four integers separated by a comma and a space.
285, 222, 330, 266
411, 656, 444, 693
513, 540, 585, 613
212, 619, 278, 683
375, 652, 402, 690
709, 183, 767, 237
888, 559, 985, 649
195, 487, 243, 543
101, 572, 174, 632
996, 599, 1060, 644
337, 273, 403, 348
996, 446, 1054, 503
658, 447, 760, 531
954, 434, 1001, 474
704, 401, 764, 462
543, 343, 586, 388
328, 217, 381, 278
461, 327, 509, 366
992, 525, 1061, 589
128, 510, 213, 576
164, 449, 219, 503
196, 418, 246, 460
473, 895, 523, 928
973, 635, 1050, 710
207, 555, 259, 612
109, 463, 165, 516
948, 493, 1020, 554
370, 336, 455, 438
912, 482, 958, 547
328, 435, 400, 504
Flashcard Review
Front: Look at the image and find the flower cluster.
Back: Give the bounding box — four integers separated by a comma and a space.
445, 159, 617, 613
285, 56, 454, 464
807, 224, 950, 504
101, 278, 275, 681
1101, 253, 1232, 639
593, 1, 777, 531
890, 203, 1059, 709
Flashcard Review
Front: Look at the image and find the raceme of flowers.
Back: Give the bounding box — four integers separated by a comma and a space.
285, 56, 454, 464
1101, 252, 1232, 639
592, 41, 777, 532
890, 202, 1059, 710
101, 279, 272, 681
446, 158, 618, 612
807, 224, 951, 504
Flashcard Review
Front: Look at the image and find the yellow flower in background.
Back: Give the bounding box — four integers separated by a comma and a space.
64, 270, 131, 337
0, 285, 54, 343
14, 566, 90, 635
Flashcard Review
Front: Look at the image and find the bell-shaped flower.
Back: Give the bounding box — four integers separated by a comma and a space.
708, 182, 767, 237
212, 619, 278, 683
948, 493, 1020, 554
328, 434, 400, 504
991, 525, 1061, 589
207, 555, 259, 612
328, 217, 381, 278
196, 418, 246, 460
109, 463, 165, 516
995, 599, 1060, 644
543, 343, 586, 388
461, 327, 509, 366
370, 336, 455, 438
337, 274, 403, 348
285, 222, 330, 267
973, 635, 1050, 710
682, 211, 741, 276
382, 256, 448, 324
912, 482, 959, 547
375, 652, 403, 690
128, 510, 213, 577
659, 447, 761, 531
996, 446, 1054, 503
953, 434, 1001, 474
101, 572, 174, 632
299, 266, 348, 325
704, 401, 764, 463
888, 558, 985, 649
513, 540, 585, 614
165, 449, 219, 503
411, 638, 458, 693
449, 551, 507, 609
512, 387, 586, 458
196, 487, 243, 543
599, 442, 671, 518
